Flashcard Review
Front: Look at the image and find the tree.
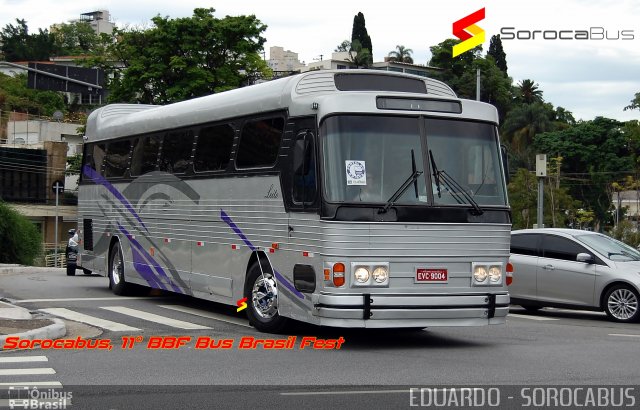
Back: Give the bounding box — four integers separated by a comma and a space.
51, 21, 101, 55
346, 39, 372, 68
429, 38, 482, 75
508, 168, 579, 229
106, 8, 270, 104
516, 79, 544, 104
553, 106, 576, 127
428, 38, 482, 86
0, 73, 66, 116
0, 19, 55, 61
387, 45, 413, 63
624, 92, 640, 111
335, 40, 351, 52
534, 117, 635, 228
502, 102, 554, 167
487, 34, 507, 75
351, 12, 372, 66
0, 200, 42, 265
455, 56, 513, 121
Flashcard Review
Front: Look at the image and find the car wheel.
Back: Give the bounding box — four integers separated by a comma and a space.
66, 263, 76, 276
604, 285, 640, 323
83, 268, 92, 275
109, 242, 130, 296
245, 261, 289, 333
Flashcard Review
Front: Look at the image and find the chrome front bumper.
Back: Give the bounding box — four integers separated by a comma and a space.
312, 292, 510, 328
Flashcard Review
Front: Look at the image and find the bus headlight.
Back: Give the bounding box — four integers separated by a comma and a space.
473, 265, 488, 283
354, 267, 370, 283
372, 266, 388, 283
472, 263, 504, 286
488, 265, 502, 283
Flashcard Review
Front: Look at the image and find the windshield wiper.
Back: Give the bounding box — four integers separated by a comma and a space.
379, 149, 423, 214
429, 150, 484, 216
608, 251, 640, 261
429, 150, 442, 198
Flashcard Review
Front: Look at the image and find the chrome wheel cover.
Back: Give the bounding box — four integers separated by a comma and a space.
607, 288, 638, 321
251, 274, 278, 319
111, 249, 122, 286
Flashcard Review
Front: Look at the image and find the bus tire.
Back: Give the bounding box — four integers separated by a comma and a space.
245, 261, 289, 334
109, 242, 130, 296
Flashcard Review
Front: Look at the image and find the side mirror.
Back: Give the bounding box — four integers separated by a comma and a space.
576, 253, 594, 263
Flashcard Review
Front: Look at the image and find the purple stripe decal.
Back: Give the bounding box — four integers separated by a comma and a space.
273, 270, 305, 300
130, 245, 166, 290
117, 223, 182, 294
220, 209, 305, 299
220, 210, 256, 251
83, 165, 148, 232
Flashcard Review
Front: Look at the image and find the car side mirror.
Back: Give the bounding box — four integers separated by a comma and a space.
576, 253, 594, 263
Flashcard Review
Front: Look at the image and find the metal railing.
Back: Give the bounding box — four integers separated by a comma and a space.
42, 242, 67, 268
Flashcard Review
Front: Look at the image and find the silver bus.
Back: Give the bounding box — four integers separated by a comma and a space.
76, 70, 511, 333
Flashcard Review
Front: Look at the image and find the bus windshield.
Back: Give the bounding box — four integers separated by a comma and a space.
321, 115, 507, 207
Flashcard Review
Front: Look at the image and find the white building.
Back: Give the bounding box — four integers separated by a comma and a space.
6, 119, 83, 191
302, 52, 356, 72
268, 46, 305, 73
613, 190, 640, 220
79, 10, 115, 35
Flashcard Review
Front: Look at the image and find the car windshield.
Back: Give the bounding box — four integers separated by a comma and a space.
575, 234, 640, 261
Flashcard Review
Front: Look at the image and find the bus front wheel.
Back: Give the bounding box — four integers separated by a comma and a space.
245, 261, 289, 333
109, 242, 130, 296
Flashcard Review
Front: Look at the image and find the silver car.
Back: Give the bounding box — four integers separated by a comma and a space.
509, 228, 640, 323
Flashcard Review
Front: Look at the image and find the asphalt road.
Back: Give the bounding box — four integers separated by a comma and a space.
2, 269, 640, 409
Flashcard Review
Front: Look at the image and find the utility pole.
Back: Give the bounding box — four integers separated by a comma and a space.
536, 154, 547, 228
476, 69, 481, 101
52, 180, 65, 267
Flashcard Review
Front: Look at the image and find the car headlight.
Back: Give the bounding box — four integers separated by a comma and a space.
488, 265, 502, 283
354, 267, 370, 283
372, 266, 388, 283
473, 265, 488, 282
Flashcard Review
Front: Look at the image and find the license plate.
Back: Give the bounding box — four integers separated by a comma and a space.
415, 268, 448, 283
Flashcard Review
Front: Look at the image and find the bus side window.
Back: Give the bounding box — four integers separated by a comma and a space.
131, 135, 161, 176
236, 117, 284, 168
80, 143, 96, 180
159, 130, 195, 174
104, 140, 132, 178
89, 143, 106, 176
194, 124, 234, 172
292, 131, 316, 204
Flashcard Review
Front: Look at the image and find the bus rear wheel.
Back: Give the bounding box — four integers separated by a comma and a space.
245, 261, 289, 333
109, 242, 130, 296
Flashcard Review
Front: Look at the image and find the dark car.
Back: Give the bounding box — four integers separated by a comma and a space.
509, 228, 640, 323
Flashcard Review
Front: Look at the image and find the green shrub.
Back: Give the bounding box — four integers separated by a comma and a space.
0, 201, 42, 265
610, 220, 640, 249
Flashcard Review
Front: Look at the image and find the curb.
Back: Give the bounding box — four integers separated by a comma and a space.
0, 319, 67, 348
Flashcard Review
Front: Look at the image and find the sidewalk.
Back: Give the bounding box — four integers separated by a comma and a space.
0, 264, 67, 347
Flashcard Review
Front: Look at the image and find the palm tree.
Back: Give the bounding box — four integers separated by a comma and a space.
516, 79, 544, 104
502, 102, 553, 167
387, 45, 413, 64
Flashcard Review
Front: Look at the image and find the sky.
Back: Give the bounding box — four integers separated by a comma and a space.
1, 0, 639, 122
